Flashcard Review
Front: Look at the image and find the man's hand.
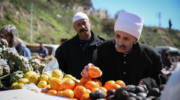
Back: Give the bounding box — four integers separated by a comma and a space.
81, 63, 102, 78
81, 63, 94, 78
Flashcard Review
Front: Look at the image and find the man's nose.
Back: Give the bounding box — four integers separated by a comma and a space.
117, 38, 124, 45
80, 24, 86, 29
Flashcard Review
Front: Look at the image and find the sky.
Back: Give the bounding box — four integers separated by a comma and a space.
92, 0, 180, 30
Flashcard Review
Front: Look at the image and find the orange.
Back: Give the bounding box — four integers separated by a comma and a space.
71, 98, 78, 100
62, 89, 74, 98
24, 71, 39, 84
52, 69, 64, 79
57, 90, 64, 97
99, 87, 107, 96
40, 74, 49, 82
37, 80, 48, 88
111, 83, 121, 90
80, 77, 91, 85
58, 89, 74, 98
74, 85, 87, 99
85, 81, 99, 91
80, 93, 90, 100
74, 83, 81, 87
18, 78, 29, 84
47, 89, 57, 95
12, 82, 24, 89
104, 80, 116, 90
64, 74, 80, 83
41, 88, 50, 93
24, 71, 36, 79
116, 80, 126, 87
49, 77, 62, 90
61, 78, 75, 90
11, 82, 18, 89
42, 72, 51, 78
88, 66, 102, 78
28, 73, 39, 84
94, 79, 102, 87
17, 83, 24, 89
86, 89, 91, 94
91, 87, 99, 92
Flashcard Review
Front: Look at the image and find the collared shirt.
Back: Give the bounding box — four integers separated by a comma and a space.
37, 47, 48, 58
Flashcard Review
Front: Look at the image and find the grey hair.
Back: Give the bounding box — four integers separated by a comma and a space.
0, 24, 19, 47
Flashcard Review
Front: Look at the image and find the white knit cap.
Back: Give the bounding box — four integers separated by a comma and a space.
72, 12, 89, 23
114, 11, 144, 40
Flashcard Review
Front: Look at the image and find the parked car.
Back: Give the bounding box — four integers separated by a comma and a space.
155, 46, 180, 62
26, 43, 59, 56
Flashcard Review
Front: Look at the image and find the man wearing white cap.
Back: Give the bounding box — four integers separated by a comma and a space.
82, 11, 163, 89
55, 12, 104, 79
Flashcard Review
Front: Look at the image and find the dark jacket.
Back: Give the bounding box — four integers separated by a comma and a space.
55, 32, 104, 79
95, 40, 162, 88
37, 47, 48, 58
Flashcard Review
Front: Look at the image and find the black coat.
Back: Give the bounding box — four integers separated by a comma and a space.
94, 40, 162, 88
55, 32, 104, 79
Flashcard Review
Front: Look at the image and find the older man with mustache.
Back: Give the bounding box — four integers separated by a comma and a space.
55, 12, 104, 79
82, 11, 164, 89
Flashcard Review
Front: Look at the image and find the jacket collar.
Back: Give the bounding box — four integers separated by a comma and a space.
89, 31, 103, 46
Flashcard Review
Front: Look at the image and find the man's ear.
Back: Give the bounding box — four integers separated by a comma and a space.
133, 38, 138, 44
73, 23, 78, 33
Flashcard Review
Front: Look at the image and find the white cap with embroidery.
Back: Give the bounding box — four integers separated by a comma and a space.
114, 11, 144, 40
72, 12, 89, 23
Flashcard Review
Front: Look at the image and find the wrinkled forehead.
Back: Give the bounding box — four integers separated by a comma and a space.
115, 31, 134, 38
73, 19, 89, 25
115, 31, 137, 42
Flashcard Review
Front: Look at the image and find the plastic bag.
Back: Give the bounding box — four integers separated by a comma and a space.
160, 62, 180, 100
42, 58, 59, 74
22, 83, 41, 92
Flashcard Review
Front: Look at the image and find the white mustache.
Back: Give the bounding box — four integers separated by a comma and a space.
116, 44, 127, 50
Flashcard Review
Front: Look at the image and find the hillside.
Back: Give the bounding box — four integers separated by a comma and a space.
141, 27, 180, 48
0, 0, 180, 49
0, 0, 107, 44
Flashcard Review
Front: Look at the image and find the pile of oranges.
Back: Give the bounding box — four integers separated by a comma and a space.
11, 65, 126, 100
